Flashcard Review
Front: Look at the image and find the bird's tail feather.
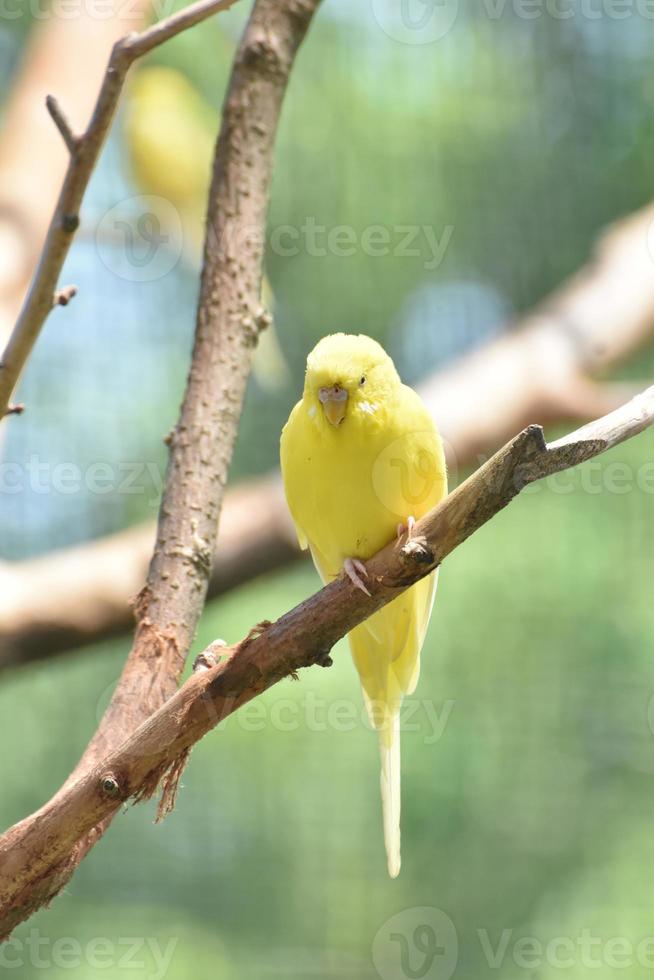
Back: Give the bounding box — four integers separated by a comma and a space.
349, 577, 438, 879
379, 711, 402, 878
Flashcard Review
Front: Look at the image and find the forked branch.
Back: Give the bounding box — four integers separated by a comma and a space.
0, 0, 240, 419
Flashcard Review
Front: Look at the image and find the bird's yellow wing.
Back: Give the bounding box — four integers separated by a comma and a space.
345, 384, 445, 706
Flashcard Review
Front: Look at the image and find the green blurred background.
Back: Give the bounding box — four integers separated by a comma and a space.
2, 0, 654, 977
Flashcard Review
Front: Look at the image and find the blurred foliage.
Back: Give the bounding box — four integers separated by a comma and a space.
2, 1, 654, 977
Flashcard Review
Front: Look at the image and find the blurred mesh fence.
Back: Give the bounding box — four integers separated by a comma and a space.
3, 1, 654, 557
1, 3, 654, 979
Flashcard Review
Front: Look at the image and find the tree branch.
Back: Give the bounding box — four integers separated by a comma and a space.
2, 385, 652, 938
0, 0, 240, 420
0, 0, 154, 371
45, 95, 79, 154
0, 0, 322, 937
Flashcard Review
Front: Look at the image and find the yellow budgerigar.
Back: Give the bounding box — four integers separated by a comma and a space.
280, 334, 447, 877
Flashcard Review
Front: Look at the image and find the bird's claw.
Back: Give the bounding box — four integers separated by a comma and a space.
396, 516, 416, 541
343, 558, 371, 597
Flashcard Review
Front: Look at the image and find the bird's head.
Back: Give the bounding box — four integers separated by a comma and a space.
303, 333, 400, 428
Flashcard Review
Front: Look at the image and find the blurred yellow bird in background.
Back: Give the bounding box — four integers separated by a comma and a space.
124, 65, 289, 391
125, 65, 216, 256
280, 334, 447, 876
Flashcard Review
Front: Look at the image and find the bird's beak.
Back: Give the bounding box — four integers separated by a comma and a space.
318, 385, 348, 427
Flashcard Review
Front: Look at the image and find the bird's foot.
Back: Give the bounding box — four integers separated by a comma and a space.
396, 516, 416, 540
343, 557, 371, 597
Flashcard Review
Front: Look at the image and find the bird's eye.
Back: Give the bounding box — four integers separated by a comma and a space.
359, 375, 366, 386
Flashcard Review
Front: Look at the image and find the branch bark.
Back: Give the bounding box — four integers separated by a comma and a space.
2, 385, 652, 938
0, 0, 240, 420
84, 0, 321, 767
0, 0, 321, 938
3, 199, 654, 668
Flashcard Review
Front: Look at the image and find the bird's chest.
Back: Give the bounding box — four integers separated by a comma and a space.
295, 427, 397, 562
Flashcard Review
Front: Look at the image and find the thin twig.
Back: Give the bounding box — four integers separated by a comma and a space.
0, 0, 240, 420
126, 0, 240, 57
2, 403, 24, 417
45, 95, 78, 154
52, 285, 77, 307
1, 385, 652, 938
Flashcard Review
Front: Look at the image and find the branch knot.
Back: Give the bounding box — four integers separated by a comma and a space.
99, 773, 122, 799
400, 536, 435, 568
242, 32, 289, 78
